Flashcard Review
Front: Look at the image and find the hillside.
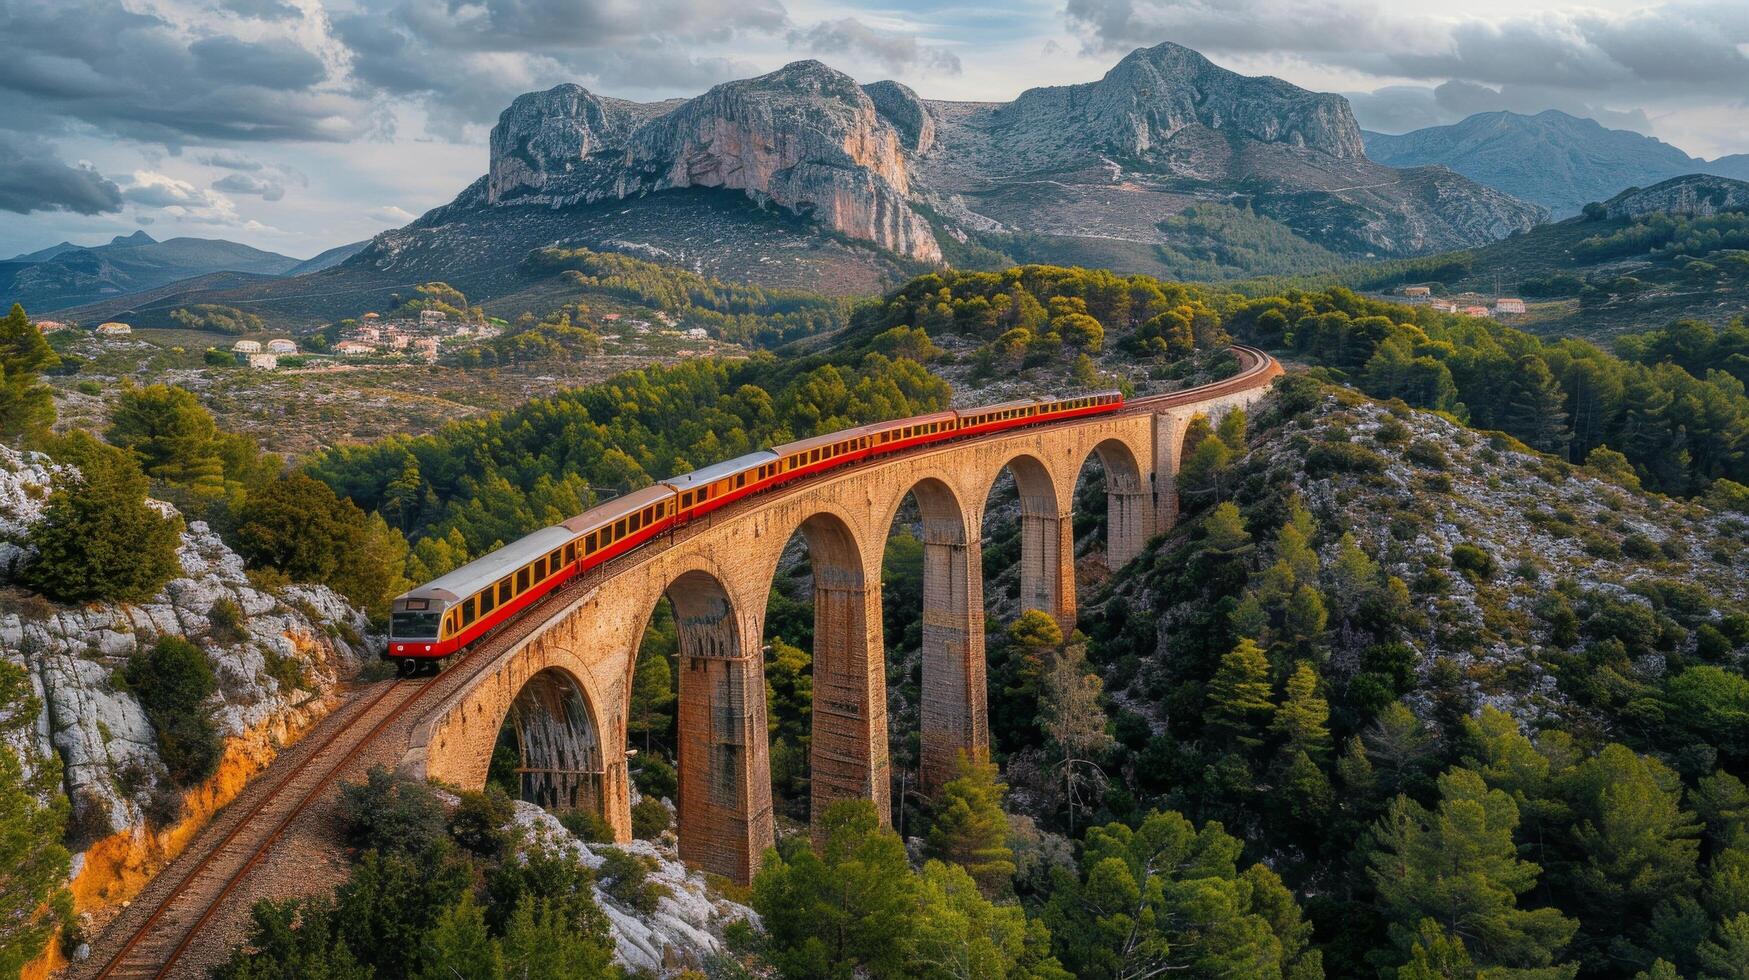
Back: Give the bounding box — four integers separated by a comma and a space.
1363, 110, 1720, 217
0, 232, 303, 314
1313, 175, 1749, 336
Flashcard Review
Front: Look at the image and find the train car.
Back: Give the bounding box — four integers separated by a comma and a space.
389, 524, 580, 670
858, 410, 962, 460
560, 484, 678, 572
663, 451, 778, 523
1032, 390, 1124, 423
954, 398, 1042, 438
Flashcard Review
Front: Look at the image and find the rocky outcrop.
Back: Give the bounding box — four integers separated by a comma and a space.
481, 63, 942, 263
0, 445, 374, 925
1601, 174, 1749, 220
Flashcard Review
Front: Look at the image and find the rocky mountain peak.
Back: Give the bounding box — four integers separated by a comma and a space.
1602, 174, 1749, 219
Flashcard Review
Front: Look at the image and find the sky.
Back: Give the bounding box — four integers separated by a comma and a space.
2, 0, 1746, 259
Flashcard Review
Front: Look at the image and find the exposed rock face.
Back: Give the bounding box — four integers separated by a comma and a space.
356, 42, 1543, 293
1601, 174, 1749, 220
482, 62, 941, 263
0, 445, 374, 916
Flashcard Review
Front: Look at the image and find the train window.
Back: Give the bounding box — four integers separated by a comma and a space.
564, 543, 575, 564
586, 531, 598, 552
499, 579, 512, 603
480, 588, 496, 615
516, 567, 531, 592
461, 597, 477, 627
629, 511, 641, 533
533, 556, 546, 579
736, 473, 746, 487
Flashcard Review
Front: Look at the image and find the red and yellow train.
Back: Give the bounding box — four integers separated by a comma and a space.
386, 390, 1124, 673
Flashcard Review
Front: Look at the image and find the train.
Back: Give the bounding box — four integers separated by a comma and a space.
386, 390, 1125, 674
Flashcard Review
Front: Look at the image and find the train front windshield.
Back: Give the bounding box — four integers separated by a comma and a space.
391, 609, 442, 639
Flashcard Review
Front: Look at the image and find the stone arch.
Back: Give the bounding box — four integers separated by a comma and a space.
881, 475, 985, 792
981, 453, 1075, 630
503, 667, 607, 815
639, 567, 772, 883
1076, 436, 1151, 571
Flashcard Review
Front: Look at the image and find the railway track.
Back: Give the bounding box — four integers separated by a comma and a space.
78, 346, 1279, 977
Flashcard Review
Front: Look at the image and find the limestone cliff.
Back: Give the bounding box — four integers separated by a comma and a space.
481, 62, 941, 263
0, 445, 375, 951
1601, 174, 1749, 220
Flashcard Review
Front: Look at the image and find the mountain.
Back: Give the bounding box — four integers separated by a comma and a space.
1332, 174, 1749, 336
1363, 110, 1749, 217
284, 240, 369, 276
344, 44, 1539, 296
0, 232, 302, 314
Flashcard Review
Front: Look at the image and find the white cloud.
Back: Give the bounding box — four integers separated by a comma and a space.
368, 204, 416, 223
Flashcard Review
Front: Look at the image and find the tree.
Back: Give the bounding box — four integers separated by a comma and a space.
124, 637, 222, 788
910, 859, 1068, 980
925, 753, 1015, 897
1207, 638, 1275, 750
1698, 913, 1749, 980
23, 432, 183, 603
0, 303, 58, 442
752, 799, 918, 979
211, 897, 372, 980
1500, 355, 1573, 456
1039, 638, 1113, 833
1368, 768, 1578, 972
499, 897, 616, 979
1202, 501, 1252, 553
416, 893, 501, 980
0, 662, 70, 976
106, 383, 227, 498
1273, 662, 1331, 760
234, 472, 409, 614
628, 645, 676, 752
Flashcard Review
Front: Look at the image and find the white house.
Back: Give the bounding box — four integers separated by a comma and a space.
267, 338, 298, 354
33, 319, 69, 333
231, 339, 262, 354
242, 352, 278, 370
1494, 298, 1527, 315
95, 321, 132, 335
335, 340, 374, 356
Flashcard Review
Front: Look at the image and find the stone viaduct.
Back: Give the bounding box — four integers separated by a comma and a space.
403, 349, 1281, 883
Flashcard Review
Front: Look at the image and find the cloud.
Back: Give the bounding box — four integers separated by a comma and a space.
1347, 79, 1656, 136
787, 18, 963, 74
119, 170, 267, 229
1064, 0, 1749, 102
368, 204, 416, 224
0, 139, 123, 215
0, 0, 370, 145
213, 173, 287, 201
190, 35, 329, 90
219, 0, 304, 20
198, 150, 265, 171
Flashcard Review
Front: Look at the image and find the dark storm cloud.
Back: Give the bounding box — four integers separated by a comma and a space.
197, 150, 265, 171
787, 17, 962, 74
0, 0, 366, 145
0, 139, 123, 215
190, 35, 329, 90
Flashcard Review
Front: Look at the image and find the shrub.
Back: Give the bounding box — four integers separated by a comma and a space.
1405, 439, 1448, 470
260, 646, 307, 694
633, 754, 677, 801
124, 637, 221, 789
207, 597, 247, 643
1449, 543, 1495, 581
339, 766, 448, 856
559, 809, 614, 843
596, 847, 667, 913
449, 785, 515, 857
630, 798, 671, 840
1305, 440, 1387, 477
1373, 416, 1411, 446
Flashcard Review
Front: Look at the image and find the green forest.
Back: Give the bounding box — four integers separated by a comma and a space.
1, 249, 1747, 979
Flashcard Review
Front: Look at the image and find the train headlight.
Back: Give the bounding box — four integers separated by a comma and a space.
424, 644, 432, 652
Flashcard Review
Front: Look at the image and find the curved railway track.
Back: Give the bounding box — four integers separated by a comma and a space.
78, 346, 1279, 977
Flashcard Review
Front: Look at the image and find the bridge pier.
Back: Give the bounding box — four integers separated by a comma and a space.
672, 576, 772, 884
1106, 484, 1152, 569
808, 576, 890, 825
918, 526, 988, 792
1019, 508, 1077, 632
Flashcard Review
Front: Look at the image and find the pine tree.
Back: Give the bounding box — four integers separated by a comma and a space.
925, 753, 1015, 897
1273, 662, 1331, 759
0, 303, 57, 443
24, 431, 183, 603
1202, 501, 1252, 553
0, 663, 70, 977
106, 383, 226, 498
1698, 912, 1749, 980
416, 893, 502, 980
1368, 768, 1578, 972
499, 897, 615, 980
1500, 355, 1574, 457
1039, 639, 1112, 833
629, 645, 676, 751
1207, 638, 1275, 750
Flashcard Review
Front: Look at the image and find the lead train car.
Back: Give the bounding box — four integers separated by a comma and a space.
387, 390, 1123, 671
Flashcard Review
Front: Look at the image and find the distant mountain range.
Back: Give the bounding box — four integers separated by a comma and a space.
1364, 110, 1749, 217
1, 231, 306, 314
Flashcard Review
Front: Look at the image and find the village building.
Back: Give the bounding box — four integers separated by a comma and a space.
95, 322, 132, 335
388, 332, 411, 351
361, 312, 380, 322
414, 337, 440, 362
242, 352, 278, 370
335, 340, 375, 356
684, 327, 709, 340
33, 320, 69, 333
1430, 300, 1460, 313
267, 338, 298, 354
1461, 304, 1493, 318
419, 308, 448, 323
1494, 297, 1527, 315
231, 339, 262, 354
355, 325, 381, 343
1399, 286, 1432, 302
